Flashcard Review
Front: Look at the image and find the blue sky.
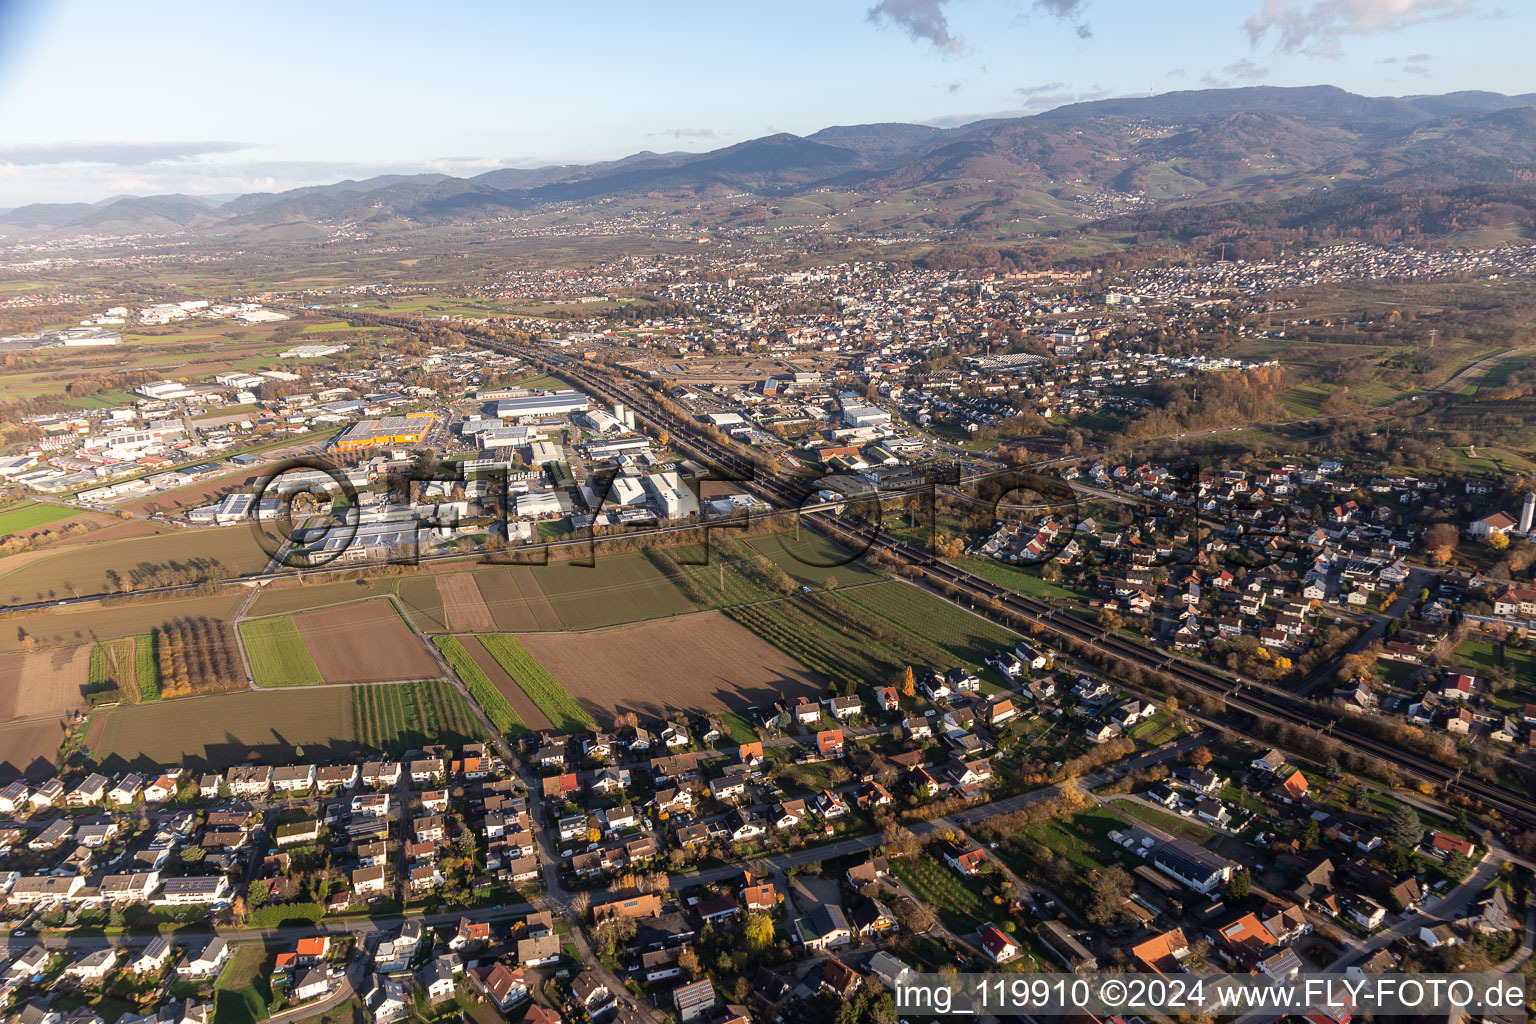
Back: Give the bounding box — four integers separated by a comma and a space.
0, 0, 1528, 205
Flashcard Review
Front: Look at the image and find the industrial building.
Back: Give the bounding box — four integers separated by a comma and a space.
492, 390, 589, 421
332, 413, 435, 452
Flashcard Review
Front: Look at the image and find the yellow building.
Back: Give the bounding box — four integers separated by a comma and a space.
332, 412, 434, 451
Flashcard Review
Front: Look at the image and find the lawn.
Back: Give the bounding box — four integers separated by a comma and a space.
214, 945, 272, 1024
891, 853, 1008, 937
433, 636, 527, 735
1015, 806, 1132, 882
479, 635, 596, 732
240, 615, 325, 687
0, 501, 79, 534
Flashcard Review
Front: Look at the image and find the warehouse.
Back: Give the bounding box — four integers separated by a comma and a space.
331, 412, 435, 451
493, 389, 589, 421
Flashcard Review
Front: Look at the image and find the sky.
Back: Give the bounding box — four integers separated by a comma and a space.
0, 0, 1529, 206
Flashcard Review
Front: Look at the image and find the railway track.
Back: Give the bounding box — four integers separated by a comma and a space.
453, 328, 1536, 830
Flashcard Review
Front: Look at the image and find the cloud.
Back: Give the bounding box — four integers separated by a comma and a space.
1403, 51, 1433, 75
650, 128, 718, 140
931, 84, 1110, 126
1201, 58, 1272, 87
946, 79, 964, 93
867, 0, 961, 52
0, 141, 252, 166
1245, 0, 1475, 54
1032, 0, 1093, 38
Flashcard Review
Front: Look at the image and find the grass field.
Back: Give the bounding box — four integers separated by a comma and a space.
133, 634, 161, 701
87, 636, 139, 702
0, 591, 248, 653
240, 615, 325, 687
87, 688, 357, 770
353, 681, 480, 752
838, 580, 1018, 668
742, 532, 884, 587
0, 526, 270, 604
891, 852, 1010, 937
479, 635, 597, 732
0, 502, 79, 535
395, 574, 449, 632
470, 554, 696, 631
213, 945, 272, 1024
248, 578, 395, 617
433, 636, 527, 735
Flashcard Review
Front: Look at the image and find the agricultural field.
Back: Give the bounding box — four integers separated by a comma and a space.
0, 501, 79, 535
86, 688, 357, 770
0, 644, 91, 721
394, 574, 449, 632
479, 634, 597, 732
248, 576, 396, 617
292, 599, 440, 683
437, 570, 496, 632
0, 525, 271, 604
433, 636, 528, 735
87, 636, 141, 704
469, 553, 695, 631
460, 636, 550, 731
352, 680, 481, 752
240, 615, 325, 687
837, 580, 1019, 669
1, 591, 247, 653
514, 611, 823, 724
152, 617, 244, 697
741, 532, 884, 588
0, 718, 67, 780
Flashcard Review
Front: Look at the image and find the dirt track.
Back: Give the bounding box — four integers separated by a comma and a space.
294, 600, 441, 684
514, 611, 823, 724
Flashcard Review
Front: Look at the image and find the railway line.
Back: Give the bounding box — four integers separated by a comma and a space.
459, 328, 1536, 830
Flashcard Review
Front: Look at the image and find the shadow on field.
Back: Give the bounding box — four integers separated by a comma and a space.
589, 675, 824, 727
94, 731, 363, 775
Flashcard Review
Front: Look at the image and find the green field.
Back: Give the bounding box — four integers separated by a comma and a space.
891, 853, 1011, 938
742, 532, 884, 587
239, 615, 325, 687
213, 945, 272, 1024
88, 688, 357, 770
479, 634, 597, 731
434, 636, 527, 735
353, 680, 480, 752
0, 501, 79, 534
133, 634, 161, 701
837, 580, 1018, 668
394, 574, 449, 632
248, 577, 396, 617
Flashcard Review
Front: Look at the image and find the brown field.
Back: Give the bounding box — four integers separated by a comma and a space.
460, 635, 553, 731
438, 572, 496, 632
0, 719, 66, 780
294, 600, 441, 684
515, 611, 824, 724
0, 645, 91, 721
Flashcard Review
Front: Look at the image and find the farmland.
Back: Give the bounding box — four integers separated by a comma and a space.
0, 644, 91, 721
0, 525, 271, 604
837, 581, 1018, 669
292, 600, 440, 683
479, 634, 597, 732
515, 611, 824, 724
437, 570, 496, 631
248, 577, 395, 617
0, 718, 67, 780
433, 636, 528, 735
240, 615, 325, 687
152, 617, 244, 697
87, 636, 141, 704
460, 635, 551, 731
86, 688, 358, 770
467, 553, 695, 631
352, 680, 481, 752
0, 501, 79, 534
741, 532, 883, 588
0, 591, 248, 654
